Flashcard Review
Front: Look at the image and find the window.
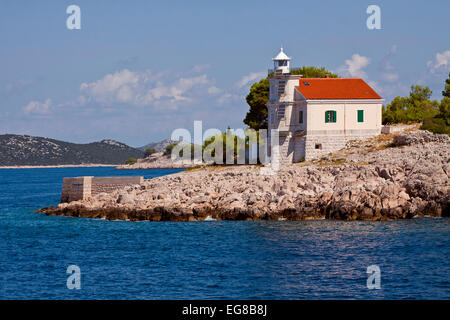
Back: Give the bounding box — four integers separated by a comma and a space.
358, 110, 364, 122
278, 60, 287, 67
299, 110, 303, 124
325, 110, 337, 123
315, 143, 322, 150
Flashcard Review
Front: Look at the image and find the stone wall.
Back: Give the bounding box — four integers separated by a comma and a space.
273, 131, 382, 162
381, 124, 417, 134
304, 135, 347, 160
303, 130, 380, 160
61, 176, 143, 203
293, 136, 306, 162
61, 176, 93, 203
278, 134, 294, 164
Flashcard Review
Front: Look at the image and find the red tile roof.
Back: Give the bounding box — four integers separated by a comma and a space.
295, 78, 382, 100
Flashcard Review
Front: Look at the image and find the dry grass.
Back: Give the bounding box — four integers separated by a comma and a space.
367, 143, 391, 153
183, 165, 206, 173
316, 158, 346, 167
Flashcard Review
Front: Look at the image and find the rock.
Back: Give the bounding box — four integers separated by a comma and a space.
117, 193, 135, 205
38, 129, 449, 221
393, 130, 449, 146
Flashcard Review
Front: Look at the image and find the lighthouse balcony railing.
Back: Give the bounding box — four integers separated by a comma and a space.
268, 67, 302, 76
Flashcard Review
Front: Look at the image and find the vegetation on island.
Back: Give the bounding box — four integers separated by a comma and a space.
164, 143, 178, 156
125, 157, 137, 165
201, 129, 246, 164
0, 134, 144, 166
144, 147, 156, 157
383, 73, 450, 134
243, 66, 338, 130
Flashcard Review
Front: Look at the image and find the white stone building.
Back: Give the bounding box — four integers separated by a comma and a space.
267, 48, 384, 162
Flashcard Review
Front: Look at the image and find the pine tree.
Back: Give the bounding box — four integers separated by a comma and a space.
443, 72, 450, 98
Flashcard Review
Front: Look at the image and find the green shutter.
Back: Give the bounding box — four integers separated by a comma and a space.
358, 110, 364, 122
299, 111, 303, 123
325, 110, 336, 123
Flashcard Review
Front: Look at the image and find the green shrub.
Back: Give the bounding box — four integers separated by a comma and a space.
144, 147, 156, 157
421, 118, 450, 135
164, 143, 178, 156
125, 157, 137, 165
382, 86, 439, 124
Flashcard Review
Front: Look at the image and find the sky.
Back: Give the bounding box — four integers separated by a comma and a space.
0, 0, 449, 147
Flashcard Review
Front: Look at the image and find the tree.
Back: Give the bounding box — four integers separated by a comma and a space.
383, 85, 439, 124
382, 96, 409, 124
420, 76, 450, 134
202, 130, 246, 164
144, 147, 156, 157
405, 85, 439, 122
243, 78, 269, 130
164, 143, 178, 156
438, 97, 450, 121
291, 66, 338, 78
443, 72, 450, 98
125, 157, 137, 165
243, 67, 338, 130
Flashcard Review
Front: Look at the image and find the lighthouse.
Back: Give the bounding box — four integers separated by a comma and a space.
272, 47, 291, 74
266, 48, 383, 163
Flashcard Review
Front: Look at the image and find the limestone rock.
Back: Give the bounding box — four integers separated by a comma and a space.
39, 129, 449, 221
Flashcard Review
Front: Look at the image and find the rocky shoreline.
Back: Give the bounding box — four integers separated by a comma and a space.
38, 130, 449, 221
115, 151, 195, 169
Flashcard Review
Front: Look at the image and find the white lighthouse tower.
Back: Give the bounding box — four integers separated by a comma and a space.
272, 47, 291, 74
267, 47, 303, 164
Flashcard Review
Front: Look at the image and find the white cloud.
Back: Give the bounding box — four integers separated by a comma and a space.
217, 93, 233, 105
80, 69, 140, 105
427, 50, 450, 73
146, 74, 208, 104
192, 64, 211, 73
216, 92, 241, 106
23, 99, 52, 115
207, 86, 222, 95
337, 54, 371, 78
235, 71, 266, 88
80, 69, 211, 109
381, 72, 399, 83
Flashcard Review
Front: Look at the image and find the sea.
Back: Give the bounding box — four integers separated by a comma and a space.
0, 167, 449, 299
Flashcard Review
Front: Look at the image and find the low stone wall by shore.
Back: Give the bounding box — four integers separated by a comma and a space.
61, 176, 143, 203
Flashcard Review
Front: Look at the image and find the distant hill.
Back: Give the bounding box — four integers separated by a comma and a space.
0, 134, 144, 166
137, 138, 178, 152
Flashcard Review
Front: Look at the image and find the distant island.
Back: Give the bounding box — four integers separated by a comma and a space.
136, 138, 179, 152
0, 134, 144, 166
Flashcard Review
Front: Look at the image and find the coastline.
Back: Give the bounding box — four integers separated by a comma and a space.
115, 151, 195, 170
38, 130, 450, 222
0, 164, 118, 169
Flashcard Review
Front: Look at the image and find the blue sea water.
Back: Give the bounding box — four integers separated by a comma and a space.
0, 167, 449, 300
